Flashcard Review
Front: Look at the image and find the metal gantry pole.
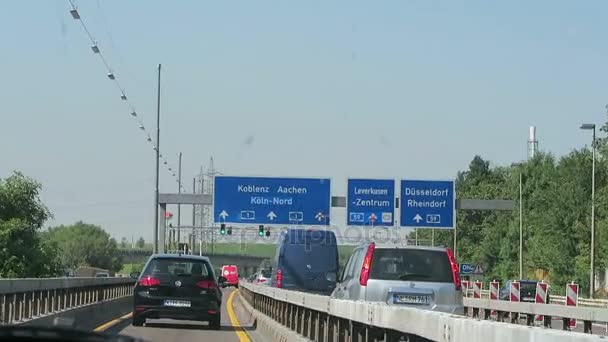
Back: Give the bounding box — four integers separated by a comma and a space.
177, 152, 182, 246
519, 171, 523, 280
591, 127, 596, 298
153, 63, 162, 254
192, 177, 197, 225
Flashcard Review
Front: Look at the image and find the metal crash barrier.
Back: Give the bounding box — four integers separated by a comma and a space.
0, 277, 135, 325
240, 282, 603, 342
463, 297, 608, 334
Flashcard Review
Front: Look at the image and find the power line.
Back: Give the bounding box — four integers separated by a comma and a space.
66, 1, 185, 192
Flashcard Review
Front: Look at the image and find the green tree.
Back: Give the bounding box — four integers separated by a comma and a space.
47, 221, 123, 272
0, 172, 61, 277
120, 237, 128, 249
136, 237, 145, 249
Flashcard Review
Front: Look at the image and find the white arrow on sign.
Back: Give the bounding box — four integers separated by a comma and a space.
219, 210, 229, 220
267, 211, 277, 221
315, 212, 325, 222
413, 214, 423, 223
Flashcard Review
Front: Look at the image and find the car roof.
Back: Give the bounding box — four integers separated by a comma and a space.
283, 229, 336, 236
359, 243, 448, 252
149, 253, 211, 262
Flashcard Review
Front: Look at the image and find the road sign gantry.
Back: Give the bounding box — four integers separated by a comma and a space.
400, 179, 456, 229
347, 179, 395, 226
213, 176, 331, 225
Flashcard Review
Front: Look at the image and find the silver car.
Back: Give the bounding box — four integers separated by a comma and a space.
331, 243, 464, 315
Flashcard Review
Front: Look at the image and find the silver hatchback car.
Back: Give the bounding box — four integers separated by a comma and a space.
331, 243, 464, 315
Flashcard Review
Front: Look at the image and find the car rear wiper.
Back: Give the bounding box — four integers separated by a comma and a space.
397, 273, 431, 280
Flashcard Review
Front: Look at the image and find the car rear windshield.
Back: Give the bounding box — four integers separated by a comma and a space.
223, 266, 237, 274
261, 269, 271, 278
143, 258, 213, 279
370, 249, 452, 283
283, 231, 338, 272
520, 282, 537, 293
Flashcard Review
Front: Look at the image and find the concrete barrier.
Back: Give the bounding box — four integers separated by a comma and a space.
21, 296, 132, 331
0, 277, 134, 327
240, 282, 605, 342
236, 289, 308, 342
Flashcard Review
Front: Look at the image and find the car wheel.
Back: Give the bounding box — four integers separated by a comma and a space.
132, 315, 145, 327
209, 314, 221, 330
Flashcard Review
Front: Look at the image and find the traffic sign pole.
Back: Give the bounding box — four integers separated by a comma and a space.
454, 221, 458, 259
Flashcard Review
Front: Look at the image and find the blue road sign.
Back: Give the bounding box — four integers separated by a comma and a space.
213, 176, 331, 225
347, 179, 395, 226
460, 263, 475, 275
400, 179, 455, 229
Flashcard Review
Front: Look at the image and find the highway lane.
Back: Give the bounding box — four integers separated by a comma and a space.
104, 287, 257, 342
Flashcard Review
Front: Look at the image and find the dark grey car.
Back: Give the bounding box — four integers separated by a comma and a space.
331, 243, 464, 315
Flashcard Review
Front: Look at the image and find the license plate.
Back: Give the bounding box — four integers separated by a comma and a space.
393, 294, 430, 305
163, 300, 191, 308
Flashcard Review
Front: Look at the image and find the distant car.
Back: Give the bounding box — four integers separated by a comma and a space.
270, 229, 339, 295
499, 280, 548, 303
254, 268, 272, 286
130, 254, 226, 329
331, 243, 464, 315
220, 265, 239, 288
95, 272, 110, 278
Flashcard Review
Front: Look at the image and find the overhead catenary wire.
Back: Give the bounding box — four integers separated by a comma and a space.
66, 1, 186, 192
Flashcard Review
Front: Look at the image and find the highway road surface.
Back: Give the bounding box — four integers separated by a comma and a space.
101, 288, 263, 342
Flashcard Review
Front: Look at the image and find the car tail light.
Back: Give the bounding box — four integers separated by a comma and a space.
196, 280, 218, 289
359, 243, 375, 286
138, 276, 160, 287
446, 248, 461, 290
257, 278, 267, 283
276, 269, 283, 288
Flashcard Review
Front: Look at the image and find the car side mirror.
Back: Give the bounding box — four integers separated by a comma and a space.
129, 271, 140, 279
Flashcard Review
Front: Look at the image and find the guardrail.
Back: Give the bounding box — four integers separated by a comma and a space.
463, 296, 608, 334
0, 277, 134, 325
468, 289, 608, 308
240, 282, 600, 342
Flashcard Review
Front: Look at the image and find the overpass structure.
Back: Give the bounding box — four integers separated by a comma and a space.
118, 249, 267, 278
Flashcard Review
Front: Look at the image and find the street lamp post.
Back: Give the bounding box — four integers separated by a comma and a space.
580, 123, 596, 298
511, 162, 524, 280
153, 64, 162, 254
177, 152, 182, 247
518, 170, 522, 280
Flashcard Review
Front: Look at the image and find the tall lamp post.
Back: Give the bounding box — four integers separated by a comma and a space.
511, 162, 524, 280
153, 64, 162, 254
580, 123, 596, 298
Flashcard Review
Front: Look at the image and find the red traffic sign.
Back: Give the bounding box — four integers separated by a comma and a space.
369, 213, 377, 223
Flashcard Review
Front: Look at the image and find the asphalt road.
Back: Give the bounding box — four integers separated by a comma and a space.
103, 287, 260, 342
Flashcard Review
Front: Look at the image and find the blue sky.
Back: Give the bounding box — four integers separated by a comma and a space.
1, 0, 606, 240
